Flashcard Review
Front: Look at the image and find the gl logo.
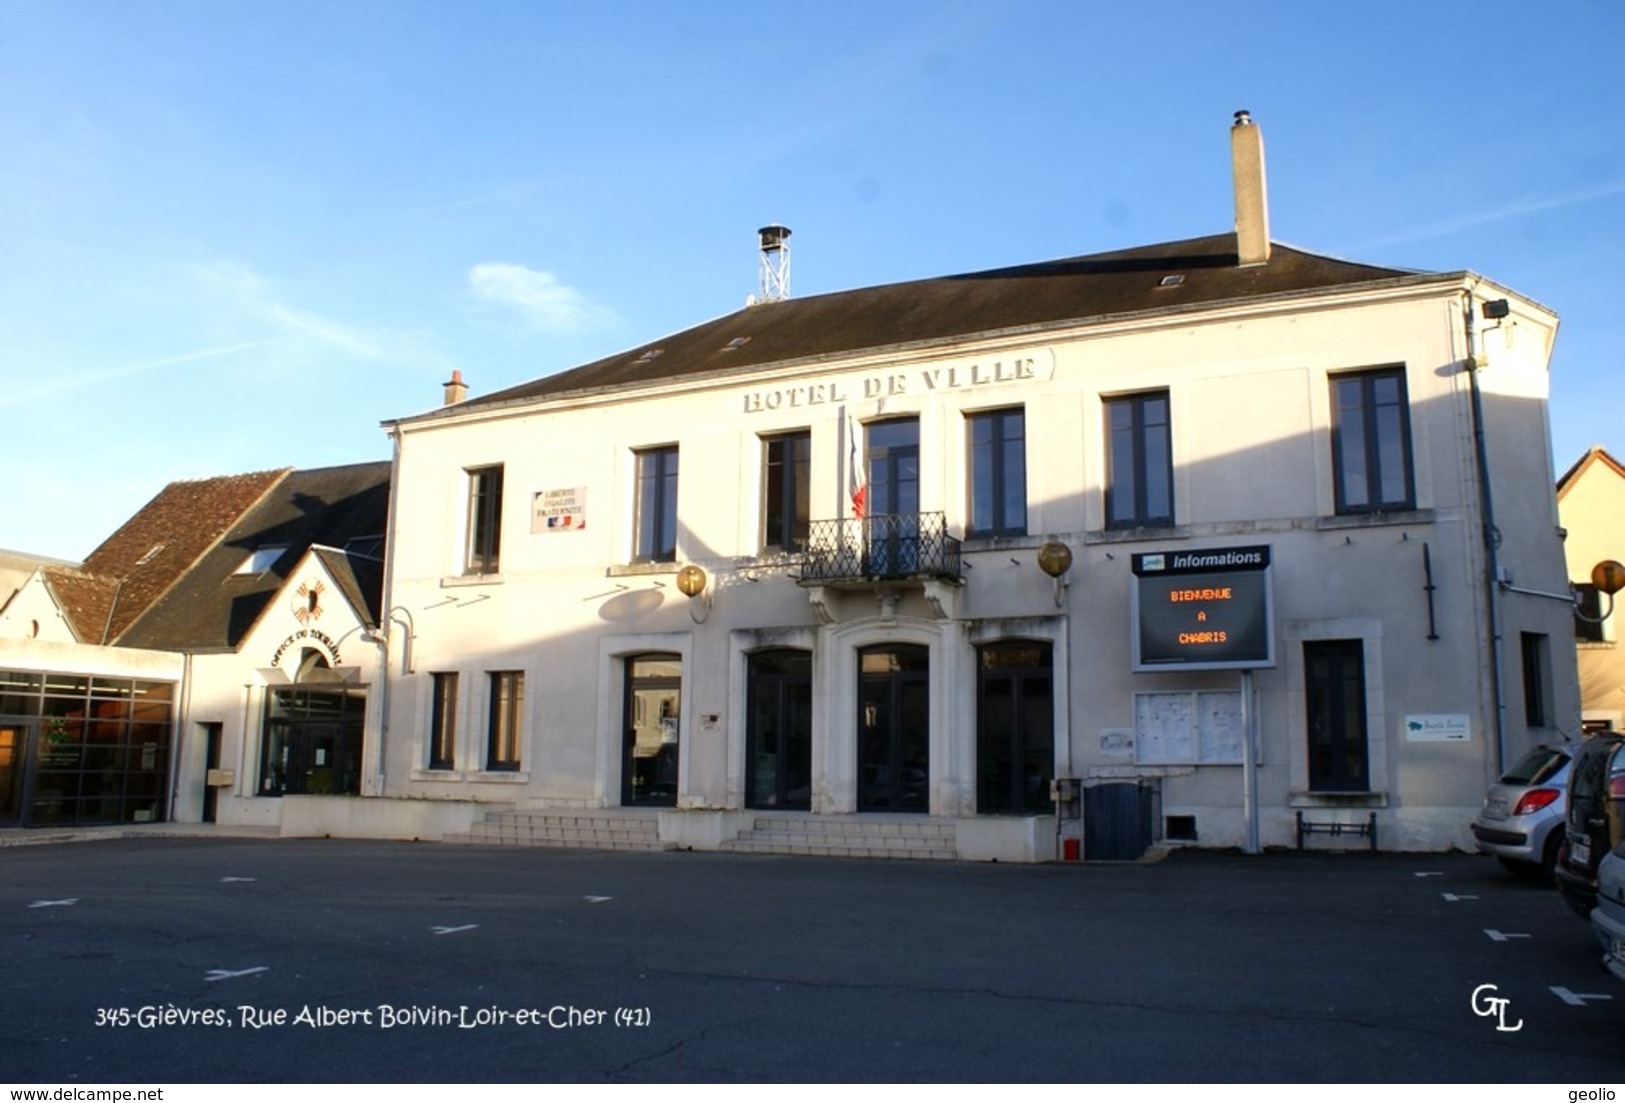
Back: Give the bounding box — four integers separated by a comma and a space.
1471, 984, 1523, 1032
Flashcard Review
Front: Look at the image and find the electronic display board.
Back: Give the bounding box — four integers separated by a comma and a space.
1131, 544, 1274, 671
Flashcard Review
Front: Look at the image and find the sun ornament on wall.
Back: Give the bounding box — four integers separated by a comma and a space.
292, 578, 326, 625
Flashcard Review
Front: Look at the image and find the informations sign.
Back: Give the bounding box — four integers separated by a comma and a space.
1131, 544, 1274, 671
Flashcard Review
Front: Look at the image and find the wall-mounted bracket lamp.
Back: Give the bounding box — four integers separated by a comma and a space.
676, 564, 712, 623
1036, 541, 1073, 609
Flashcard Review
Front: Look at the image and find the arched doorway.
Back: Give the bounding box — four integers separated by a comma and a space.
857, 643, 928, 812
259, 650, 365, 796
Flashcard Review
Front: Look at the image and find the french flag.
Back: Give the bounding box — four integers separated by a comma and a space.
848, 414, 867, 519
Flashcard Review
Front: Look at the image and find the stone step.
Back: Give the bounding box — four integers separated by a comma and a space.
719, 838, 957, 860
442, 809, 671, 852
720, 814, 959, 861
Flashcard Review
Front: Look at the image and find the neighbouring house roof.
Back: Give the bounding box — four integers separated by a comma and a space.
117, 461, 391, 652
41, 470, 289, 643
404, 233, 1422, 422
1557, 445, 1625, 498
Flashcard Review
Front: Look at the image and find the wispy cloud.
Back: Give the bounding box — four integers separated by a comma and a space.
1345, 179, 1625, 252
0, 338, 296, 408
468, 263, 618, 334
194, 261, 386, 360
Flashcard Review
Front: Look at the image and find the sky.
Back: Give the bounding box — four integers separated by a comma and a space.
3, 0, 1622, 562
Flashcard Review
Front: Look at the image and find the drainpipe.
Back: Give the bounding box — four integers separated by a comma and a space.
372, 424, 404, 797
165, 651, 194, 823
1463, 290, 1508, 774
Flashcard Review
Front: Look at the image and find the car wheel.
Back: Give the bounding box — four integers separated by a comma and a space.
1539, 831, 1562, 881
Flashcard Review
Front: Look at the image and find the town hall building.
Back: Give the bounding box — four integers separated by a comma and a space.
350, 113, 1577, 859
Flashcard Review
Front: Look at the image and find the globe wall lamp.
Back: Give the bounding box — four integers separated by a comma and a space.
1036, 541, 1073, 609
676, 564, 712, 623
1579, 559, 1625, 625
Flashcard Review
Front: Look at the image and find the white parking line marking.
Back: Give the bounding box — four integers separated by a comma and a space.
220, 877, 256, 883
1551, 986, 1614, 1006
27, 898, 78, 908
1413, 871, 1444, 878
1441, 893, 1480, 902
585, 896, 612, 903
431, 924, 478, 935
1484, 929, 1532, 942
205, 966, 268, 982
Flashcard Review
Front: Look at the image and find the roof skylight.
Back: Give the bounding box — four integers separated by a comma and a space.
236, 544, 289, 575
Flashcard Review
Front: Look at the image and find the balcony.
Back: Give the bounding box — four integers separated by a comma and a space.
796, 512, 963, 587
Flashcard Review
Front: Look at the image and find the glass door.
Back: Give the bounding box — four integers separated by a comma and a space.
865, 419, 920, 575
976, 642, 1054, 813
857, 644, 929, 812
746, 650, 812, 809
623, 654, 682, 806
0, 722, 29, 825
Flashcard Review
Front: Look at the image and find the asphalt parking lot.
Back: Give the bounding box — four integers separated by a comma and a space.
4, 837, 1621, 1083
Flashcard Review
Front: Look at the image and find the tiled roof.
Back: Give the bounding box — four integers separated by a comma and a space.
55, 470, 288, 642
417, 233, 1420, 419
117, 461, 391, 651
37, 569, 122, 644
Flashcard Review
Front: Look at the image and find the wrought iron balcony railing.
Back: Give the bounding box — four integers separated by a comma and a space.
796, 512, 962, 585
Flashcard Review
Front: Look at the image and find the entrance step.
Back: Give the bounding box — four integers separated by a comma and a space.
719, 813, 958, 860
442, 809, 672, 852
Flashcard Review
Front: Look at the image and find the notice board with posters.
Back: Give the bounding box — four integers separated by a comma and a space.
1133, 690, 1246, 765
1131, 544, 1275, 672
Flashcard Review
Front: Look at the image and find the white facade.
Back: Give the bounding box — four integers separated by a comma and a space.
1558, 448, 1625, 733
375, 268, 1576, 856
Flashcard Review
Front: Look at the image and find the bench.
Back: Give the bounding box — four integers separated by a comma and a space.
1295, 810, 1378, 851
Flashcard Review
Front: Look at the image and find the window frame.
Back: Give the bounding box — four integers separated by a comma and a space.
464, 465, 504, 575
1104, 391, 1173, 529
486, 671, 524, 772
967, 407, 1027, 538
632, 446, 679, 563
1575, 584, 1613, 645
1329, 367, 1416, 515
428, 672, 458, 771
1521, 632, 1552, 728
1304, 638, 1370, 793
761, 431, 810, 554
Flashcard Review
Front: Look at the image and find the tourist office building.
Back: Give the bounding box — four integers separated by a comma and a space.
0, 464, 390, 830
0, 117, 1580, 856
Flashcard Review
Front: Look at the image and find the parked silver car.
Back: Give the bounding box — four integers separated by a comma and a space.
1590, 842, 1625, 984
1471, 743, 1572, 876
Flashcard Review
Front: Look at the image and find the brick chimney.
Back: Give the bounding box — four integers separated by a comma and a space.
1231, 110, 1271, 266
443, 369, 467, 406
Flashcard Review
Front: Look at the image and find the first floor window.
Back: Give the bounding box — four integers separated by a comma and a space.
487, 671, 523, 771
633, 447, 679, 562
763, 431, 810, 552
429, 673, 458, 770
1105, 391, 1172, 527
968, 408, 1027, 537
1330, 367, 1414, 513
465, 465, 504, 574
